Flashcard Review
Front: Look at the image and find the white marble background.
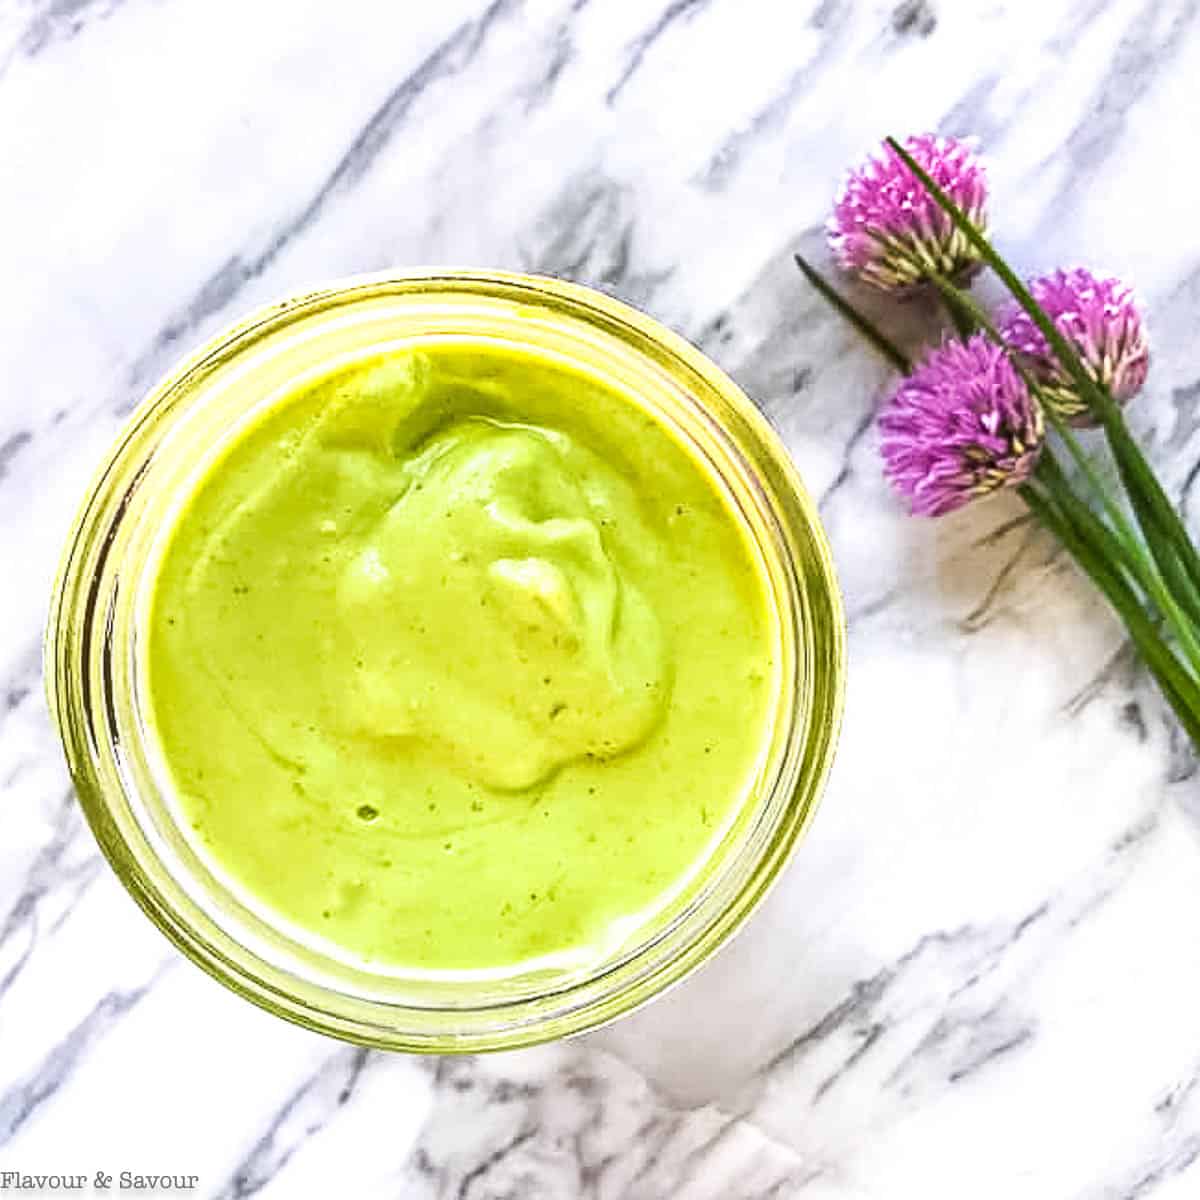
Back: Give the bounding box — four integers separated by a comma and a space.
3, 0, 1200, 1195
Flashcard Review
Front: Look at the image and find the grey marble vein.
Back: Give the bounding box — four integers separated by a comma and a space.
817, 407, 875, 513
757, 901, 1047, 1088
0, 431, 32, 486
697, 1, 856, 191
0, 639, 45, 732
957, 522, 1048, 632
517, 19, 575, 113
687, 804, 1171, 1156
397, 1051, 810, 1199
117, 0, 523, 415
2, 0, 123, 74
522, 172, 673, 307
0, 967, 165, 1147
1047, 0, 1120, 53
1033, 0, 1200, 232
1066, 642, 1140, 716
890, 0, 938, 37
215, 1048, 371, 1200
1094, 1060, 1200, 1197
606, 0, 709, 105
0, 790, 100, 1003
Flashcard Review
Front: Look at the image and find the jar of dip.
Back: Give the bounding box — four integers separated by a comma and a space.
46, 272, 844, 1051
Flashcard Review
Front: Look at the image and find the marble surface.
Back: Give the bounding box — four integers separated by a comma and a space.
3, 0, 1200, 1195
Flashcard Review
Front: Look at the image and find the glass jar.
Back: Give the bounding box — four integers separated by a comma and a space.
45, 272, 844, 1052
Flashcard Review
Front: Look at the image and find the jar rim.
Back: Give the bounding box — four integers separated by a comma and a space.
45, 270, 846, 1052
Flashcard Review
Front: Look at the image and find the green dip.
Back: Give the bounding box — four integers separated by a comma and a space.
147, 343, 777, 971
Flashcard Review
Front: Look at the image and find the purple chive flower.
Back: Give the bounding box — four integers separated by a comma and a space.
828, 133, 989, 292
998, 268, 1149, 424
880, 335, 1044, 516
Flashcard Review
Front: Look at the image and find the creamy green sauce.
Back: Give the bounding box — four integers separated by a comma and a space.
147, 344, 777, 970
